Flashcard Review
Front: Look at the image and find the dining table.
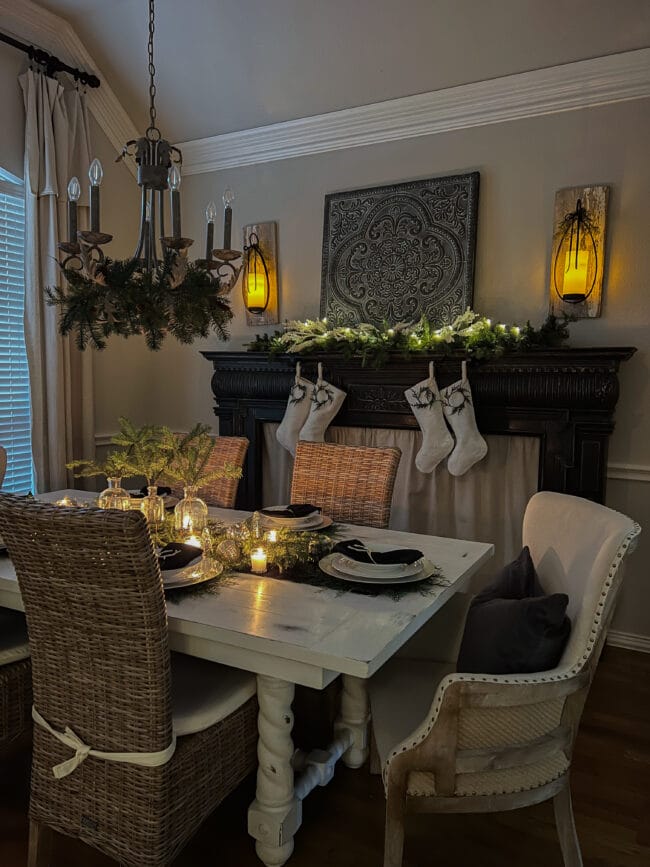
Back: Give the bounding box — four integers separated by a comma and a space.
0, 489, 494, 867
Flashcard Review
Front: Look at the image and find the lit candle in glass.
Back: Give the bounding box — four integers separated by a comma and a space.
186, 534, 202, 549
246, 272, 267, 313
67, 176, 81, 244
56, 496, 76, 507
168, 164, 182, 240
562, 249, 590, 301
222, 187, 234, 249
205, 200, 217, 260
251, 547, 267, 574
267, 529, 278, 543
88, 158, 103, 232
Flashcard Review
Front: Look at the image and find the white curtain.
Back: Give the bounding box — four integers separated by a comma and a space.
263, 425, 540, 587
20, 70, 95, 492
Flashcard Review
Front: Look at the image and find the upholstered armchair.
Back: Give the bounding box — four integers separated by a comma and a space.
369, 492, 641, 867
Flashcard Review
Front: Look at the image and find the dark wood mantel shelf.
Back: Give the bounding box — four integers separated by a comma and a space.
202, 347, 636, 510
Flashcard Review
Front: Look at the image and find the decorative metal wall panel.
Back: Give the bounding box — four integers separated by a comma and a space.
320, 172, 479, 326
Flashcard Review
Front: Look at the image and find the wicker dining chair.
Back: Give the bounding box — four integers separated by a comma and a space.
0, 447, 33, 751
369, 492, 641, 867
290, 441, 401, 528
0, 493, 258, 867
169, 435, 248, 507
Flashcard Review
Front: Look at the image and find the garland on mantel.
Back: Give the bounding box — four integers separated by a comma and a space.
247, 309, 572, 367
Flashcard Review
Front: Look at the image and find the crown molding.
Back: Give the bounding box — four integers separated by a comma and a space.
178, 48, 650, 175
0, 0, 139, 175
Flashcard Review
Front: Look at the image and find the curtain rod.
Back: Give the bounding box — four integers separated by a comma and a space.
0, 31, 100, 88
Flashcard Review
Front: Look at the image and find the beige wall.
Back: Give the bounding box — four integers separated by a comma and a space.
93, 96, 650, 640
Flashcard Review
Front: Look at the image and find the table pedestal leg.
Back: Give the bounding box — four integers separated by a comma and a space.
336, 674, 370, 769
248, 675, 302, 867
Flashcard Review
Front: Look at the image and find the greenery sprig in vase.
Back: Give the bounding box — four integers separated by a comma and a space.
67, 450, 133, 510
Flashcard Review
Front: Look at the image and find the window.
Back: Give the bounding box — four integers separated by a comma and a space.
0, 167, 33, 493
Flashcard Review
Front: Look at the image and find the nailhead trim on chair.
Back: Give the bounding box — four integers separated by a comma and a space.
382, 522, 642, 796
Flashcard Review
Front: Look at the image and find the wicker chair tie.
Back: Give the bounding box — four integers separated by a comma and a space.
32, 707, 177, 780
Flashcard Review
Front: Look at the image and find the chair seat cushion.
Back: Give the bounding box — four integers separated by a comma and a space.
0, 609, 30, 666
457, 547, 571, 675
171, 652, 257, 737
369, 658, 454, 768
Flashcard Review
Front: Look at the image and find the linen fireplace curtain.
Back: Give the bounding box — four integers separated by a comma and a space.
263, 424, 540, 587
20, 69, 95, 492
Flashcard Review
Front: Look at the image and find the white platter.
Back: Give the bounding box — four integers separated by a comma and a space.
162, 563, 221, 590
319, 554, 439, 586
260, 514, 333, 532
331, 554, 423, 580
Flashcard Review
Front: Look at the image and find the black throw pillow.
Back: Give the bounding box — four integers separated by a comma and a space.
457, 546, 571, 675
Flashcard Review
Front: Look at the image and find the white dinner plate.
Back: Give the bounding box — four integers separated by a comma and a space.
331, 554, 423, 580
260, 507, 321, 527
319, 554, 439, 586
260, 514, 333, 532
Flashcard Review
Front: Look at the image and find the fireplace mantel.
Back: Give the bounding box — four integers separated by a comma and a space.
202, 347, 635, 510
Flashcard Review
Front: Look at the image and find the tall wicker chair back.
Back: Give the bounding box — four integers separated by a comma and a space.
0, 493, 257, 867
0, 445, 7, 487
169, 435, 248, 507
290, 441, 401, 529
369, 492, 641, 867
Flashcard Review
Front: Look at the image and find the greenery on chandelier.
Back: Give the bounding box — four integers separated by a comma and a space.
68, 418, 241, 491
247, 308, 572, 367
47, 253, 233, 351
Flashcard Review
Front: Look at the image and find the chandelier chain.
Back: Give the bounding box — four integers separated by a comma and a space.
146, 0, 159, 139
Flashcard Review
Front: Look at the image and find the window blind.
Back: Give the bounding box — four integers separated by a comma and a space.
0, 183, 34, 494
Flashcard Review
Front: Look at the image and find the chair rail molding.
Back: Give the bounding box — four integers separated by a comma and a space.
177, 48, 650, 174
0, 0, 139, 174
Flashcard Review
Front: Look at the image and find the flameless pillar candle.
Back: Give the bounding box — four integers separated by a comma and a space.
186, 534, 201, 549
67, 177, 81, 244
88, 158, 103, 232
246, 272, 267, 312
205, 200, 217, 259
563, 249, 590, 300
251, 547, 267, 574
222, 187, 234, 249
168, 165, 182, 240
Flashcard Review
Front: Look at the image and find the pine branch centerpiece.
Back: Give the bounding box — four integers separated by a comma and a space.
247, 308, 572, 367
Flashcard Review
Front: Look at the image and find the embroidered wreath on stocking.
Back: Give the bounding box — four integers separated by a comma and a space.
408, 385, 437, 409
443, 382, 472, 415
289, 382, 307, 405
312, 383, 334, 410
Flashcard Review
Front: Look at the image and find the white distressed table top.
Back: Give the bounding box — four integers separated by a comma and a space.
0, 490, 493, 688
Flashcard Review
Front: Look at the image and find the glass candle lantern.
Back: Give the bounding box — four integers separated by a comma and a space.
97, 478, 132, 511
174, 486, 208, 534
251, 547, 267, 574
140, 485, 165, 527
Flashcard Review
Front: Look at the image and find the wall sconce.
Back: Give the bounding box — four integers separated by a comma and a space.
549, 185, 609, 318
242, 221, 279, 326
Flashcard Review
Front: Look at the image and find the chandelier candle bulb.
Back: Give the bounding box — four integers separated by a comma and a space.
251, 547, 267, 574
168, 165, 182, 240
205, 201, 217, 259
67, 176, 80, 244
88, 158, 103, 233
223, 187, 234, 249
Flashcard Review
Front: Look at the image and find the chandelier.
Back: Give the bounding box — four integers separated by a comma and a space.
51, 0, 241, 351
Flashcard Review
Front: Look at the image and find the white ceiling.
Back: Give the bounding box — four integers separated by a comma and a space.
38, 0, 650, 143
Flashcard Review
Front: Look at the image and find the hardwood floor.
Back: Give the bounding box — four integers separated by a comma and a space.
1, 646, 649, 866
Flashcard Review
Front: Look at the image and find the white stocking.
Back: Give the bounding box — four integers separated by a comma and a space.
441, 360, 488, 476
299, 363, 346, 444
276, 363, 314, 456
405, 362, 453, 473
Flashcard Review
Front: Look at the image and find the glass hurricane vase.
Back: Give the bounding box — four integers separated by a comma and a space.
174, 486, 208, 534
97, 478, 132, 511
140, 485, 165, 527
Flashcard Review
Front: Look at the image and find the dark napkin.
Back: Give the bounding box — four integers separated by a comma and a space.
158, 542, 202, 572
333, 539, 423, 566
134, 485, 172, 498
260, 503, 321, 519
